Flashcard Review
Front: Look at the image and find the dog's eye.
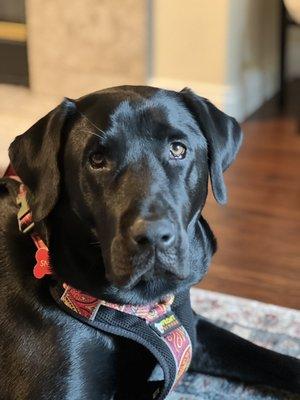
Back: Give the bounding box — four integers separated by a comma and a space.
170, 142, 187, 159
89, 152, 107, 169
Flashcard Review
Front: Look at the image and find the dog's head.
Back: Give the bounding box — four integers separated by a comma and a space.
9, 86, 242, 302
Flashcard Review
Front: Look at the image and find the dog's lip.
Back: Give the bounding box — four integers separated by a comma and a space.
108, 262, 185, 291
108, 238, 188, 289
109, 266, 152, 290
141, 267, 179, 281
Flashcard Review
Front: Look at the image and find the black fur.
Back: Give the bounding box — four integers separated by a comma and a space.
0, 85, 299, 399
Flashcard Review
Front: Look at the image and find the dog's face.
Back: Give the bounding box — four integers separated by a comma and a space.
9, 86, 242, 302
63, 89, 209, 290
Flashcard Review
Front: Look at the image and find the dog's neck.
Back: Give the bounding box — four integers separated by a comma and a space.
47, 201, 106, 293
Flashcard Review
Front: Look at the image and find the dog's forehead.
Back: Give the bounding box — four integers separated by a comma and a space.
112, 94, 197, 132
75, 87, 200, 136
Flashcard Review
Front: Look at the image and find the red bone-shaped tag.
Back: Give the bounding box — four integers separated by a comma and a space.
33, 248, 52, 279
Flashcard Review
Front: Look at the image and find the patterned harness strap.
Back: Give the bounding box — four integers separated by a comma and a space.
52, 284, 192, 399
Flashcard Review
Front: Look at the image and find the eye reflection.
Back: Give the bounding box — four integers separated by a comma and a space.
169, 142, 187, 159
89, 152, 107, 169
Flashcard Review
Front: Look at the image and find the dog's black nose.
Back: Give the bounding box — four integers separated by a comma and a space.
130, 218, 175, 249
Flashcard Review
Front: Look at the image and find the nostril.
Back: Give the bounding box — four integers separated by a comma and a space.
130, 219, 150, 246
161, 234, 171, 242
159, 231, 175, 248
134, 234, 150, 246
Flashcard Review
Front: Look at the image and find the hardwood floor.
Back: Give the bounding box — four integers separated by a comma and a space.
197, 80, 300, 309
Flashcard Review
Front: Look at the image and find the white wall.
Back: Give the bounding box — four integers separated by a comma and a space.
151, 0, 228, 84
149, 0, 231, 112
149, 0, 300, 121
225, 0, 281, 119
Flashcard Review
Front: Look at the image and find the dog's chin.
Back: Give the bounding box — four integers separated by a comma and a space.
103, 271, 189, 305
109, 251, 189, 289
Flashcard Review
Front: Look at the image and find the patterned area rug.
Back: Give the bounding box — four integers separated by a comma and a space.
170, 288, 300, 400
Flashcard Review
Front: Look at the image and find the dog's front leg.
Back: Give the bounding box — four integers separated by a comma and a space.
189, 314, 300, 394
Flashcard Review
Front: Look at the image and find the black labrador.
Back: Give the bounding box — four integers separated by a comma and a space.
0, 85, 299, 399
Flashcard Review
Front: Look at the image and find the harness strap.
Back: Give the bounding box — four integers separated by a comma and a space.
51, 284, 192, 399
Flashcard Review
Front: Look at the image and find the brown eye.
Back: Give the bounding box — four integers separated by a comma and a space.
89, 152, 107, 169
170, 142, 187, 159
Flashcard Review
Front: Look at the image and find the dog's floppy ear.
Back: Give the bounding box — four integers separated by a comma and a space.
9, 99, 76, 222
180, 88, 243, 204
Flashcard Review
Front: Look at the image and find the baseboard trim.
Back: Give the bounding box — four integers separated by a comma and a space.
148, 71, 278, 122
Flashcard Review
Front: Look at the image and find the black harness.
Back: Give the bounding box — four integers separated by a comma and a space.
51, 284, 195, 400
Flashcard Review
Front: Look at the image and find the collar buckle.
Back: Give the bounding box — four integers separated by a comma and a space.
16, 188, 35, 234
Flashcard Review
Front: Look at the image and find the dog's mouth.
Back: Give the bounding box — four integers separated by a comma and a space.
107, 235, 190, 291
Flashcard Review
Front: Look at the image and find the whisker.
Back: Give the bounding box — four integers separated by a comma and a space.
78, 130, 103, 140
89, 131, 103, 140
76, 108, 107, 136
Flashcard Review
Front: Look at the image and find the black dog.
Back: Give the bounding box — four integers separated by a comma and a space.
0, 85, 299, 399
